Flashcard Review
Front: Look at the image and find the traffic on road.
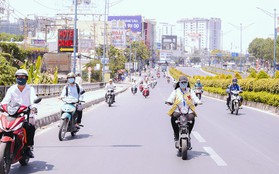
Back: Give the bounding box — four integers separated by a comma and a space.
0, 67, 277, 174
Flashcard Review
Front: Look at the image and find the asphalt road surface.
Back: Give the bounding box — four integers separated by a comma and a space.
9, 68, 279, 174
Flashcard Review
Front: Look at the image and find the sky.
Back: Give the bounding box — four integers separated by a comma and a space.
7, 0, 279, 53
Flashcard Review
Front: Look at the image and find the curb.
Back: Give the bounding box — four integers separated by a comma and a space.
203, 91, 279, 115
35, 86, 129, 128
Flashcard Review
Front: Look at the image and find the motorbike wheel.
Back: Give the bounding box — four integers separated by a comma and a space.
235, 103, 239, 115
59, 119, 69, 141
0, 143, 12, 174
71, 131, 77, 137
19, 154, 30, 166
181, 138, 188, 160
108, 98, 112, 107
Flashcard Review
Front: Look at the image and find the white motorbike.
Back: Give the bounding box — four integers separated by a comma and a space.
229, 90, 241, 115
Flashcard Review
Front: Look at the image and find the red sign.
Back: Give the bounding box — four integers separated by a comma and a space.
58, 29, 78, 52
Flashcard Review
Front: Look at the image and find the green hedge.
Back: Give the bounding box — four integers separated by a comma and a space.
203, 87, 279, 107
170, 68, 279, 107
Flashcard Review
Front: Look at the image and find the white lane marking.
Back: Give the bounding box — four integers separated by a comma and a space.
203, 147, 227, 166
192, 131, 206, 143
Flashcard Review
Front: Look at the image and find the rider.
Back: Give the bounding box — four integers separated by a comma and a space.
75, 72, 83, 87
166, 76, 202, 149
131, 79, 138, 93
105, 79, 116, 103
226, 78, 243, 108
1, 69, 38, 158
194, 79, 203, 92
60, 72, 85, 128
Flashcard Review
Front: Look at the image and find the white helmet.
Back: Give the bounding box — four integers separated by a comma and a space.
15, 69, 28, 78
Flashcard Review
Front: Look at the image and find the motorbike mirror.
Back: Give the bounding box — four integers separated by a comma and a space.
33, 98, 42, 104
80, 90, 85, 95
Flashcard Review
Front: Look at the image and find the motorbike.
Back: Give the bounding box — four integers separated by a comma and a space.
228, 90, 241, 115
106, 89, 115, 107
142, 87, 149, 98
157, 74, 160, 78
131, 85, 137, 95
165, 102, 201, 160
194, 87, 203, 100
58, 91, 85, 141
167, 78, 170, 83
139, 84, 143, 92
0, 98, 42, 174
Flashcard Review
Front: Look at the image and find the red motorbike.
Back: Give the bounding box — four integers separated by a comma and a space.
0, 98, 41, 174
142, 87, 150, 98
139, 84, 143, 92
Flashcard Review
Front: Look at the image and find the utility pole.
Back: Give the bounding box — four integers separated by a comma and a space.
102, 0, 108, 82
73, 0, 78, 74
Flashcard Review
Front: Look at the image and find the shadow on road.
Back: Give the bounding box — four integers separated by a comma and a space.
176, 150, 209, 160
10, 160, 55, 174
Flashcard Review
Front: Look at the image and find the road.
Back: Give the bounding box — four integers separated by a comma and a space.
9, 67, 279, 174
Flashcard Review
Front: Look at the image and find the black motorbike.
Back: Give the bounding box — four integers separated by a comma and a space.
106, 89, 114, 107
166, 102, 201, 160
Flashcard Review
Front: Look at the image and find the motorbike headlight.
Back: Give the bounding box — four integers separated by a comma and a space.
7, 104, 20, 116
180, 115, 188, 125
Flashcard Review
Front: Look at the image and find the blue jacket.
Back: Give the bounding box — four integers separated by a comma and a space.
226, 84, 241, 93
194, 83, 203, 88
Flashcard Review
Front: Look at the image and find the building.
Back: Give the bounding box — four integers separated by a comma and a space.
178, 17, 221, 53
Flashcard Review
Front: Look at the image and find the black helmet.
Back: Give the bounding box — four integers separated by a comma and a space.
232, 78, 238, 83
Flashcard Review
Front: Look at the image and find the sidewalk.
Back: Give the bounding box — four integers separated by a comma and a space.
35, 83, 130, 128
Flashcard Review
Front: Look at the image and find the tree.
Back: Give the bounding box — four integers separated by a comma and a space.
0, 33, 24, 42
0, 42, 31, 68
0, 55, 17, 85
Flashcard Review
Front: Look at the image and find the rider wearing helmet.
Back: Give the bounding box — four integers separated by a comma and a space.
60, 72, 85, 128
194, 79, 203, 92
226, 78, 243, 108
1, 69, 38, 158
75, 72, 83, 87
166, 76, 202, 149
105, 79, 116, 103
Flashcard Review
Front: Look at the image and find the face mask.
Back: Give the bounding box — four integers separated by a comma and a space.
16, 78, 27, 86
179, 82, 188, 89
68, 78, 75, 84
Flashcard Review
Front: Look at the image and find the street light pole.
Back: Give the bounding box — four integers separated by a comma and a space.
240, 23, 242, 72
73, 0, 78, 74
256, 7, 278, 77
274, 9, 277, 77
102, 0, 107, 82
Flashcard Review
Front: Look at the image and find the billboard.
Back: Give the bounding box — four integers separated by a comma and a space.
108, 16, 142, 48
162, 35, 177, 50
58, 29, 78, 53
108, 15, 142, 32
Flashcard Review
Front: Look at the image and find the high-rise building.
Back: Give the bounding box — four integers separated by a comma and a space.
178, 17, 221, 53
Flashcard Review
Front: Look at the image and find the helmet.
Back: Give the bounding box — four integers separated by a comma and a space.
232, 78, 238, 83
179, 76, 188, 83
109, 79, 113, 82
15, 69, 28, 78
197, 79, 200, 83
67, 72, 76, 79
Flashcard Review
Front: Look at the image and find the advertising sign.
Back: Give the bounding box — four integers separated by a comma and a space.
58, 29, 78, 53
108, 15, 142, 33
162, 35, 177, 50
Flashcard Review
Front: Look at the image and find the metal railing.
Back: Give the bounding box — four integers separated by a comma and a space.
0, 82, 105, 100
